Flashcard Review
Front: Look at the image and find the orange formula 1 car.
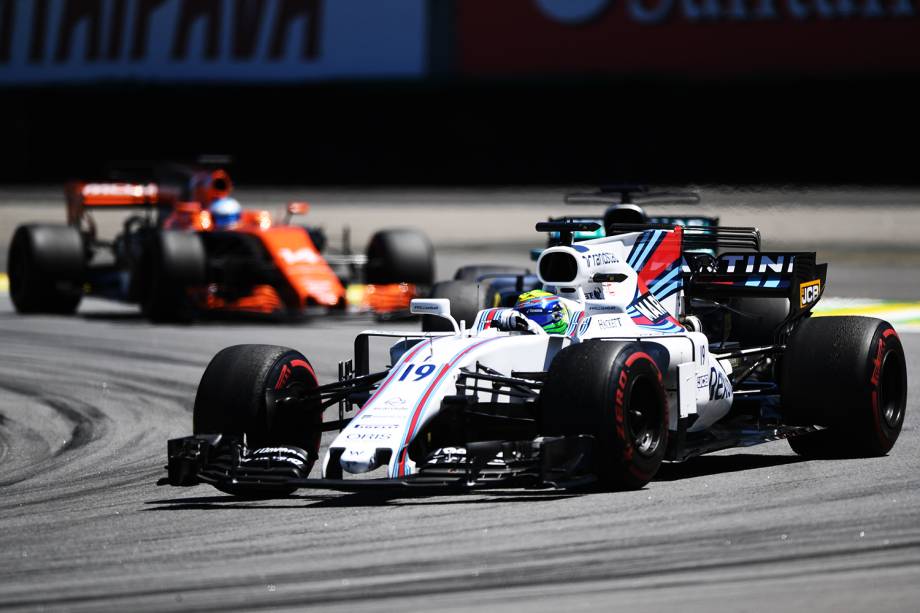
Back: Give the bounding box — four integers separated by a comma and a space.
7, 167, 434, 321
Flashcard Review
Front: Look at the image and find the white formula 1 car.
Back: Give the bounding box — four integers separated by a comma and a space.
160, 220, 908, 495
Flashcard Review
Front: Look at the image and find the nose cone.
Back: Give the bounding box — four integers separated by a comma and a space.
339, 447, 380, 474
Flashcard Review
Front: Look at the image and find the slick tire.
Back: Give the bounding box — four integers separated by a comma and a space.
781, 316, 907, 457
8, 224, 84, 314
365, 228, 435, 286
194, 344, 322, 496
421, 279, 484, 332
541, 340, 669, 490
141, 231, 205, 323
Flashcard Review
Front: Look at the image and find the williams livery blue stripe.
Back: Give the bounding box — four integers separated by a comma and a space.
626, 231, 653, 268
566, 311, 588, 337
354, 339, 433, 418
394, 336, 504, 477
625, 303, 683, 332
648, 266, 683, 300
476, 308, 502, 332
637, 320, 684, 333
627, 230, 666, 271
742, 275, 790, 289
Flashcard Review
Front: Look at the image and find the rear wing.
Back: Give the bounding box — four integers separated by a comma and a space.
65, 182, 165, 225
647, 215, 719, 229
564, 185, 700, 206
607, 222, 761, 252
65, 168, 233, 226
689, 252, 828, 314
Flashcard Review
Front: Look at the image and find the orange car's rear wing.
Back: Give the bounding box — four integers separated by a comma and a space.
66, 181, 168, 225
65, 169, 233, 226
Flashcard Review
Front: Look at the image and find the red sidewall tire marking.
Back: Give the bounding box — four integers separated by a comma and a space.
614, 351, 665, 470
871, 327, 900, 447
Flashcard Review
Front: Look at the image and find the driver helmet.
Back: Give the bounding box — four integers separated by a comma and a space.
515, 290, 570, 334
209, 197, 242, 229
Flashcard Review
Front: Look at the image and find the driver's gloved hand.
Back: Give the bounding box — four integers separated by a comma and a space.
491, 309, 530, 332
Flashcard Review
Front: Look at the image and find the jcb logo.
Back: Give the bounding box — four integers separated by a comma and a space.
800, 279, 821, 308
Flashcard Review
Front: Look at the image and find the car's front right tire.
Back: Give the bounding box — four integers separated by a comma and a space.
541, 340, 669, 490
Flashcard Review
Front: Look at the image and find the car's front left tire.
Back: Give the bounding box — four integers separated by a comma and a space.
193, 344, 322, 496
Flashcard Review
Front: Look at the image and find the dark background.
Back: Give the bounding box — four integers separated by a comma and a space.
4, 77, 917, 185
1, 0, 918, 185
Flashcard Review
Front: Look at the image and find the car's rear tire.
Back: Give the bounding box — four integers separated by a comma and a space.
193, 344, 322, 496
8, 224, 84, 314
421, 279, 484, 332
781, 316, 907, 457
365, 228, 434, 286
141, 231, 206, 323
541, 340, 669, 490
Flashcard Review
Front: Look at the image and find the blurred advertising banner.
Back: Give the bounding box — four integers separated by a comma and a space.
457, 0, 920, 76
0, 0, 426, 84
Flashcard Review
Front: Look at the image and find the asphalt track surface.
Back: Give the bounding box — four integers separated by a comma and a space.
0, 188, 919, 612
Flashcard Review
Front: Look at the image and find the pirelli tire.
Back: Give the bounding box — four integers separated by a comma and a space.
364, 228, 435, 286
781, 316, 907, 457
8, 224, 85, 314
541, 340, 669, 490
141, 230, 206, 323
193, 344, 322, 497
421, 279, 484, 332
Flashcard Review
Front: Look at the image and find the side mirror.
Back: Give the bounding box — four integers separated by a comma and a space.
410, 298, 460, 334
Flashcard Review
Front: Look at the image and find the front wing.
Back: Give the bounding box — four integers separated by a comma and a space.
157, 434, 597, 495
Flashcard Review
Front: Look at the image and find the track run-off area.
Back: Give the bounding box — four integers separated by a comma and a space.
0, 187, 919, 612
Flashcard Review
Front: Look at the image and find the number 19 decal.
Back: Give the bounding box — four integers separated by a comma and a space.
398, 363, 438, 382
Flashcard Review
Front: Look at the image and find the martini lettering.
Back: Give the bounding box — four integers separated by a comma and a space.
634, 293, 668, 322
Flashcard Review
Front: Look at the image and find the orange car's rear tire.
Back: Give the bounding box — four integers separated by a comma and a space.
141, 230, 205, 323
8, 224, 84, 315
365, 228, 434, 286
